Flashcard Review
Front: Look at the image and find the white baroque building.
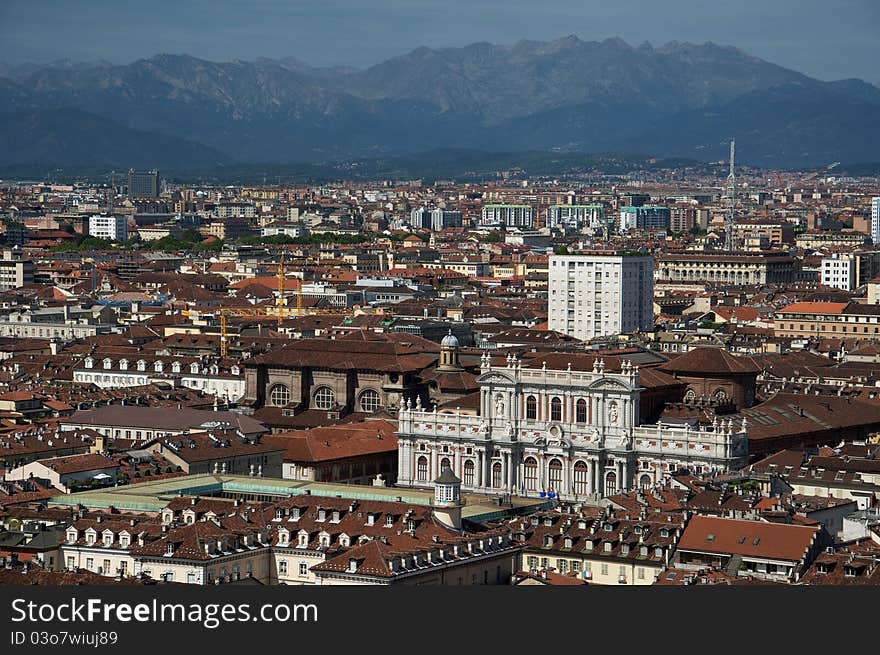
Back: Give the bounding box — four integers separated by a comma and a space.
396, 354, 748, 500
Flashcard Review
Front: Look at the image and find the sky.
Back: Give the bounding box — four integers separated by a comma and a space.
1, 0, 878, 85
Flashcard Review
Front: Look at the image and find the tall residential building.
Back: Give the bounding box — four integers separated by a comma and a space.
88, 215, 129, 241
480, 204, 533, 228
410, 207, 463, 231
618, 206, 670, 233
546, 204, 605, 231
821, 253, 856, 291
0, 249, 34, 291
548, 253, 654, 341
127, 169, 159, 198
872, 197, 880, 244
820, 251, 880, 291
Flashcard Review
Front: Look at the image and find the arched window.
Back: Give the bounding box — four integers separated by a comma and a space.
684, 389, 696, 403
576, 399, 588, 423
416, 456, 428, 482
550, 397, 562, 422
358, 389, 380, 413
605, 471, 617, 496
713, 389, 729, 403
523, 457, 538, 491
573, 461, 589, 495
269, 384, 290, 407
526, 395, 537, 420
492, 462, 502, 488
314, 387, 335, 409
639, 474, 652, 489
440, 457, 451, 472
463, 460, 475, 486
548, 458, 563, 492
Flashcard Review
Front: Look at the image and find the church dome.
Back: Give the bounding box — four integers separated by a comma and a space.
441, 331, 460, 348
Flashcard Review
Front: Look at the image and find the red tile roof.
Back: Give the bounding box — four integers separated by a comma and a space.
677, 515, 819, 562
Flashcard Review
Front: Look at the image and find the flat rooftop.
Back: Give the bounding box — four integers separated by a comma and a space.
50, 474, 551, 522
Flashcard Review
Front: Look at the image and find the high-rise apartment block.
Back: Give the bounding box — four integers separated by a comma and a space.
410, 207, 464, 231
618, 206, 670, 233
0, 249, 34, 291
546, 204, 605, 231
480, 204, 533, 228
127, 169, 160, 198
89, 214, 129, 241
548, 253, 654, 341
872, 197, 880, 244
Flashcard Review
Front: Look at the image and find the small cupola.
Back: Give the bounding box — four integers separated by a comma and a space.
437, 330, 462, 371
431, 465, 465, 530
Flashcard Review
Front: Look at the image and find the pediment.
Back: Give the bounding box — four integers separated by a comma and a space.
477, 371, 517, 385
587, 379, 630, 392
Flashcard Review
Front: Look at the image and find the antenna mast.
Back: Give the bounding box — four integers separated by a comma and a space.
725, 139, 736, 251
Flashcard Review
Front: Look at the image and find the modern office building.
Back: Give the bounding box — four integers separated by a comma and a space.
88, 214, 129, 241
618, 206, 670, 233
127, 169, 160, 198
480, 204, 534, 229
548, 253, 654, 341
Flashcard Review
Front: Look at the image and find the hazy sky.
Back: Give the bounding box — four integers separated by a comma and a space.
1, 0, 878, 84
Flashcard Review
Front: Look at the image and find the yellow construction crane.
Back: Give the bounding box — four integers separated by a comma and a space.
216, 252, 347, 356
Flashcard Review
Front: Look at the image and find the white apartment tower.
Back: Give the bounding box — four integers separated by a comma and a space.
88, 214, 129, 241
820, 253, 857, 291
549, 253, 654, 341
872, 197, 880, 245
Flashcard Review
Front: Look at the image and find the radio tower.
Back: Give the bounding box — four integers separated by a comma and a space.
725, 139, 736, 251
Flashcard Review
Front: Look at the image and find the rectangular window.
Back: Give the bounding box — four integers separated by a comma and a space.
299, 562, 308, 577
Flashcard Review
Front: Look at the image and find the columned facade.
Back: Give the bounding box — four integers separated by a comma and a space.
397, 355, 749, 501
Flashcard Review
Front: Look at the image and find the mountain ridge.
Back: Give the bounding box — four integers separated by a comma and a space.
2, 36, 878, 168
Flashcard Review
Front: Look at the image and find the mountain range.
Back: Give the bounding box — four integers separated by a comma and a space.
2, 35, 879, 172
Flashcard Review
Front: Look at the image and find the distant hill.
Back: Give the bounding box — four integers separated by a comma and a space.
2, 36, 879, 168
0, 108, 231, 170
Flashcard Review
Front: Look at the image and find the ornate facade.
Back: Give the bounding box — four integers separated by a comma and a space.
397, 354, 749, 500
